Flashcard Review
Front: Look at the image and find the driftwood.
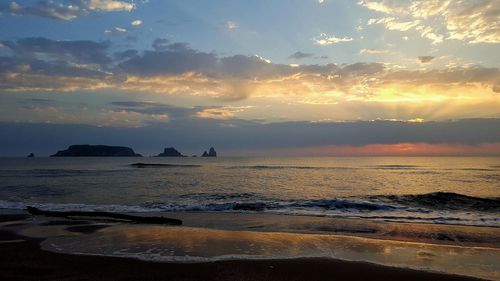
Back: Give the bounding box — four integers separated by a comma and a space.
26, 206, 182, 225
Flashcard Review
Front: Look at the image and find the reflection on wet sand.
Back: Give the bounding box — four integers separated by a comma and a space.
41, 225, 500, 280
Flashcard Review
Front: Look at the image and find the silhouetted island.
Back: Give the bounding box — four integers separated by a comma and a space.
51, 145, 142, 157
201, 147, 217, 157
27, 153, 35, 158
157, 147, 186, 157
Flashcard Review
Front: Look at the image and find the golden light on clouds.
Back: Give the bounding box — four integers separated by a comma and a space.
2, 62, 499, 122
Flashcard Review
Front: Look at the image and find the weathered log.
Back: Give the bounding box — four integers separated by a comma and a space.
26, 206, 182, 225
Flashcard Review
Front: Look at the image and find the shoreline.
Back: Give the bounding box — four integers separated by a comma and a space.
0, 228, 489, 281
138, 211, 500, 248
1, 212, 499, 280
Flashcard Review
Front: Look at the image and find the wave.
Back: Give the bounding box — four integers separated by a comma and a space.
0, 169, 126, 178
1, 198, 498, 227
1, 192, 498, 227
230, 164, 422, 171
0, 198, 399, 213
143, 198, 397, 212
0, 200, 158, 213
130, 163, 202, 168
229, 165, 353, 170
371, 192, 500, 212
460, 168, 495, 172
368, 165, 421, 170
2, 192, 498, 214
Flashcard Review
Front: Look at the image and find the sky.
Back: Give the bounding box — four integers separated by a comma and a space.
0, 0, 499, 156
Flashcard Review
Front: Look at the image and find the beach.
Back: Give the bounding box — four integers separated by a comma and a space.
1, 211, 498, 281
2, 0, 500, 278
0, 157, 499, 280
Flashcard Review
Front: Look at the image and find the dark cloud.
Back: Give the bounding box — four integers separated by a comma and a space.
124, 35, 139, 42
122, 39, 326, 79
23, 98, 55, 103
109, 101, 198, 119
289, 51, 314, 60
1, 118, 499, 156
2, 37, 112, 66
17, 98, 57, 110
0, 54, 113, 92
151, 38, 170, 51
114, 49, 139, 60
119, 41, 217, 75
218, 54, 293, 78
417, 56, 435, 63
109, 101, 236, 120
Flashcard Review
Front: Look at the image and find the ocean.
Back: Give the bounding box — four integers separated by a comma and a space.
0, 157, 499, 227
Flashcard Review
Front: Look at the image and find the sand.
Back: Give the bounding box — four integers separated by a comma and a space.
0, 212, 497, 281
0, 230, 486, 281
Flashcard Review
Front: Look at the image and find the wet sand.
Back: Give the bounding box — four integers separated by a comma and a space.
165, 212, 500, 247
1, 212, 498, 281
0, 230, 486, 281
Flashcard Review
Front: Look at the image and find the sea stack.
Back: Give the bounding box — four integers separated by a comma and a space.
51, 145, 142, 157
201, 147, 217, 157
157, 147, 185, 157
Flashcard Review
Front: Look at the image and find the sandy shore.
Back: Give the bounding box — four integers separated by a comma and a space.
0, 212, 498, 281
0, 230, 486, 281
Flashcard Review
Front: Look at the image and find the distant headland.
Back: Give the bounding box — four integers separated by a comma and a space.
201, 147, 217, 157
156, 146, 217, 157
51, 145, 142, 157
49, 145, 217, 157
157, 147, 185, 157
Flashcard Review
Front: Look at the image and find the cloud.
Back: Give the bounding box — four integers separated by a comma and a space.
1, 37, 499, 111
415, 25, 444, 44
119, 41, 218, 76
359, 48, 390, 55
105, 27, 128, 35
87, 0, 134, 11
312, 33, 354, 45
109, 101, 252, 122
0, 38, 114, 93
109, 101, 196, 120
358, 0, 402, 14
1, 118, 500, 156
0, 0, 135, 20
417, 56, 435, 63
367, 17, 420, 32
2, 37, 111, 66
359, 0, 500, 44
226, 21, 238, 30
114, 49, 139, 60
0, 1, 84, 20
151, 38, 170, 51
195, 106, 253, 120
289, 51, 314, 60
131, 19, 142, 26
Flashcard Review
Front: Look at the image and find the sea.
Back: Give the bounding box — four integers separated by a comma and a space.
0, 157, 499, 227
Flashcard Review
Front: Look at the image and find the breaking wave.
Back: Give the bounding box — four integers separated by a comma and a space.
370, 192, 500, 212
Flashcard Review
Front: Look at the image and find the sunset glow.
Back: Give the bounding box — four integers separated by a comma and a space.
274, 143, 500, 157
